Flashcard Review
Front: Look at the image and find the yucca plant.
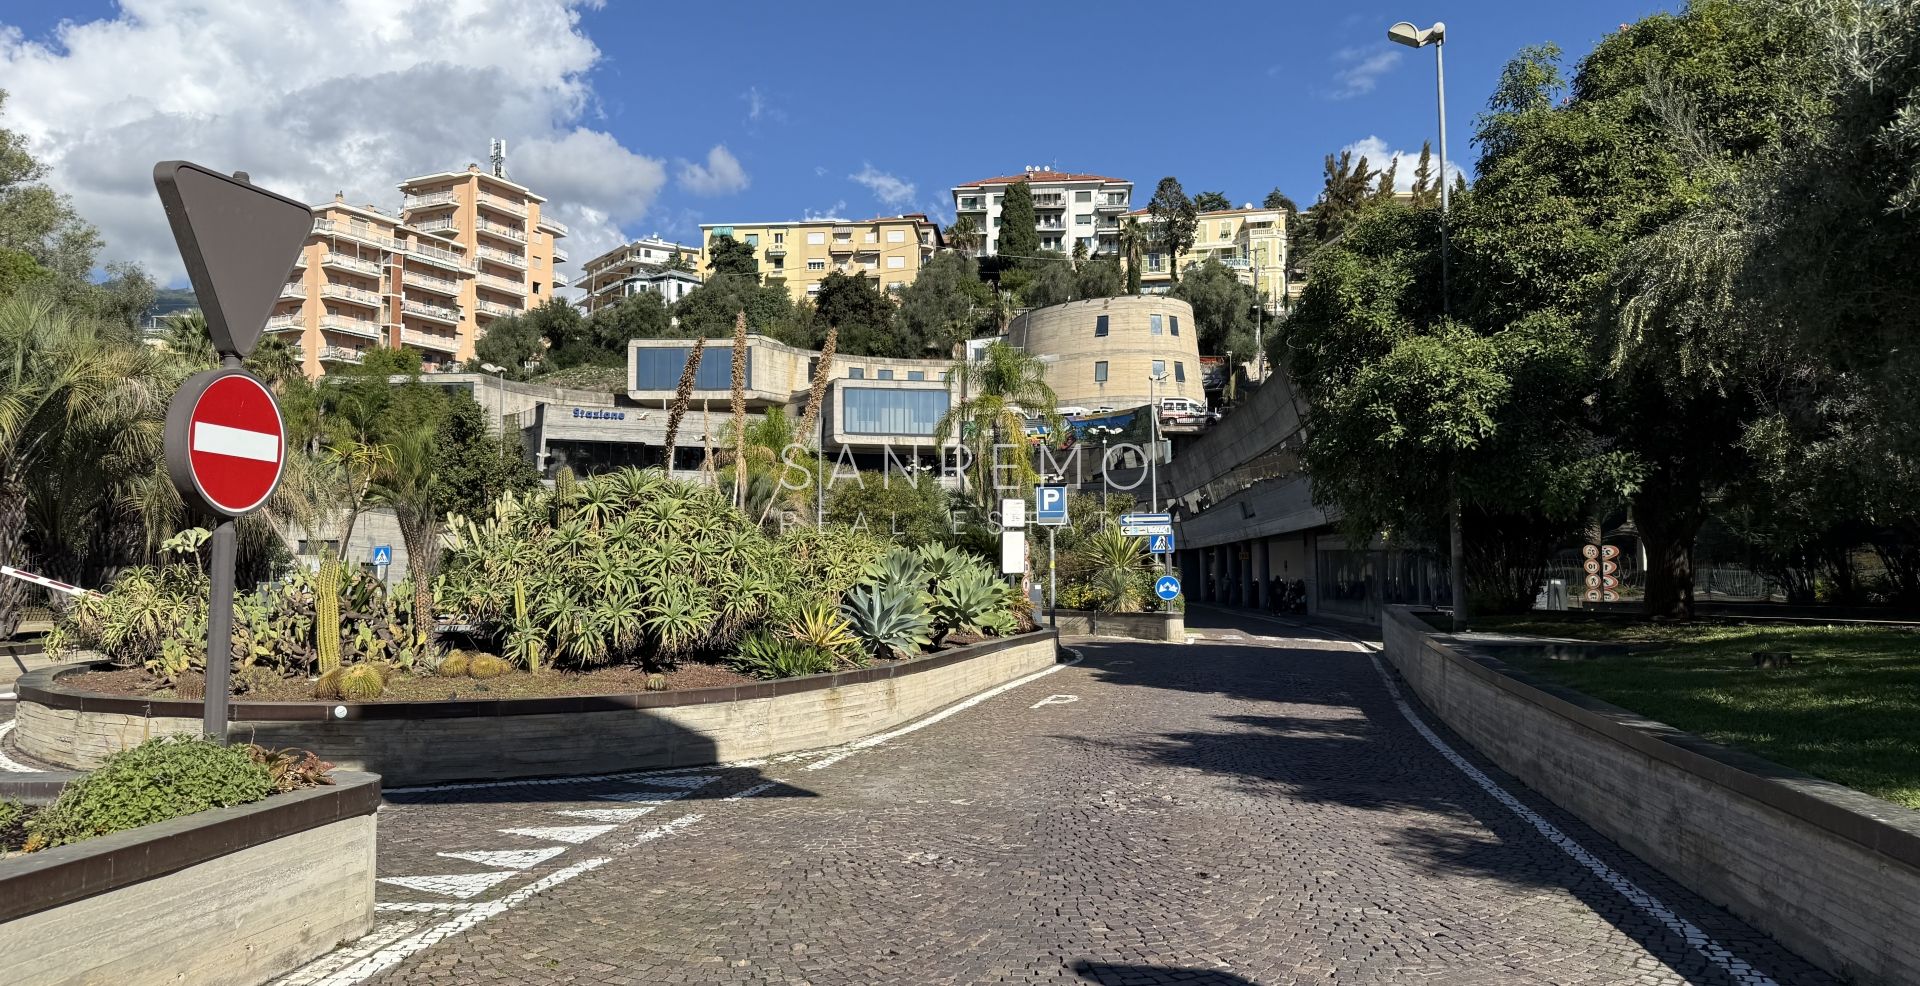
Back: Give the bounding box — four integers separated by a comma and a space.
732, 632, 837, 679
842, 582, 934, 660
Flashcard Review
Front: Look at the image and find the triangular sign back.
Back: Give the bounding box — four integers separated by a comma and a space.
153, 161, 314, 358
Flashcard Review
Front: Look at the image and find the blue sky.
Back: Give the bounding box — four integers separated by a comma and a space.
3, 1, 1673, 282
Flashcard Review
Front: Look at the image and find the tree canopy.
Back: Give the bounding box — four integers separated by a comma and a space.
706, 234, 759, 280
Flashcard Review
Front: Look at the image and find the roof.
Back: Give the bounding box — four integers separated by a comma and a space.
955, 172, 1127, 187
1128, 206, 1283, 218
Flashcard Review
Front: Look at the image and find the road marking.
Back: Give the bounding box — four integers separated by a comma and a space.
437, 847, 567, 870
0, 720, 46, 773
603, 812, 703, 853
192, 420, 280, 461
804, 651, 1083, 771
723, 780, 780, 801
499, 824, 613, 844
377, 872, 515, 899
1029, 693, 1079, 709
1216, 608, 1777, 986
554, 806, 656, 822
374, 902, 473, 913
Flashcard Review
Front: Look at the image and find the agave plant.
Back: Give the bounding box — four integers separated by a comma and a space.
913, 543, 972, 586
842, 582, 934, 660
930, 563, 1010, 641
864, 546, 928, 597
780, 597, 864, 666
733, 632, 837, 679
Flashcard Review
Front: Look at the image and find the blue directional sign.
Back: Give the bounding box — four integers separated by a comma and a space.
371, 545, 392, 567
1155, 575, 1181, 601
1148, 533, 1175, 554
1034, 485, 1068, 526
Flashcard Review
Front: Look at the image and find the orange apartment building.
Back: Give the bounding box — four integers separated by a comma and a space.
267, 164, 568, 377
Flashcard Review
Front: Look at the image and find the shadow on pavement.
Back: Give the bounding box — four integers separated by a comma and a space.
381, 770, 817, 807
1074, 960, 1263, 985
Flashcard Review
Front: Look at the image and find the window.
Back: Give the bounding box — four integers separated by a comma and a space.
634, 346, 746, 391
993, 216, 1003, 228
807, 283, 821, 296
877, 368, 894, 380
861, 260, 878, 271
1094, 361, 1109, 383
1150, 314, 1163, 335
807, 232, 825, 245
642, 249, 654, 259
1148, 253, 1164, 272
773, 232, 784, 244
1174, 361, 1186, 382
1075, 190, 1092, 202
770, 256, 784, 270
993, 195, 1004, 205
1220, 222, 1233, 240
533, 282, 541, 294
908, 370, 925, 381
1153, 359, 1167, 378
887, 256, 905, 269
1042, 237, 1061, 250
1075, 213, 1092, 226
849, 367, 865, 379
807, 259, 825, 271
745, 233, 759, 247
807, 358, 818, 379
1095, 314, 1109, 337
1170, 315, 1179, 336
842, 387, 950, 436
887, 229, 905, 243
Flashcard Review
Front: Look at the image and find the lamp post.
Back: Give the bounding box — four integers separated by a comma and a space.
479, 362, 508, 444
1148, 369, 1169, 577
1390, 18, 1466, 632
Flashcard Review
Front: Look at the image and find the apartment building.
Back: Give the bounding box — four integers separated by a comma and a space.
697, 215, 941, 304
270, 163, 569, 377
1135, 205, 1289, 311
950, 167, 1133, 258
575, 235, 704, 313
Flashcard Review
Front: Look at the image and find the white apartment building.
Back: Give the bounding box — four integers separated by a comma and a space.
950, 167, 1132, 258
574, 235, 704, 313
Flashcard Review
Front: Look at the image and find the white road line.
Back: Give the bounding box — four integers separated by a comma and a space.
499, 824, 613, 844
804, 651, 1083, 771
374, 902, 474, 913
1219, 609, 1777, 986
0, 720, 46, 773
1028, 693, 1079, 709
192, 421, 280, 461
273, 919, 427, 985
602, 812, 703, 853
377, 872, 515, 899
437, 847, 567, 870
723, 781, 780, 802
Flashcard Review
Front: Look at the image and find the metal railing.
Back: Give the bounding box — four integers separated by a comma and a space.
402, 269, 459, 294
551, 246, 568, 263
279, 283, 306, 299
402, 298, 461, 322
476, 218, 526, 242
476, 271, 525, 293
476, 299, 521, 318
266, 313, 305, 332
401, 328, 459, 351
411, 217, 458, 234
320, 283, 381, 306
403, 190, 457, 210
319, 345, 365, 364
536, 215, 569, 236
477, 192, 527, 217
321, 252, 381, 276
319, 315, 383, 339
476, 245, 527, 269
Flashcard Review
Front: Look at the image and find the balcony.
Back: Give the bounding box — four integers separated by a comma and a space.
477, 271, 525, 294
265, 313, 305, 333
536, 216, 569, 236
1097, 200, 1128, 212
956, 199, 986, 212
411, 216, 459, 237
403, 190, 458, 210
311, 218, 389, 247
551, 246, 568, 263
401, 328, 459, 352
321, 252, 382, 276
1037, 221, 1065, 231
292, 254, 308, 268
476, 245, 527, 269
402, 298, 461, 324
319, 315, 384, 340
278, 282, 306, 300
401, 240, 466, 270
402, 269, 460, 295
319, 345, 365, 365
829, 238, 855, 253
476, 217, 526, 243
477, 192, 527, 218
476, 299, 521, 319
1032, 195, 1065, 209
320, 283, 382, 307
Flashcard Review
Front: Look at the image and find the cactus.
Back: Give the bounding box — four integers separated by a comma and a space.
312, 666, 345, 700
314, 561, 342, 676
468, 654, 510, 679
438, 651, 471, 677
173, 671, 206, 700
339, 664, 385, 701
645, 673, 668, 692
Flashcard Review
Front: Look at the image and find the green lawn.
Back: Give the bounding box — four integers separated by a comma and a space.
1473, 616, 1920, 810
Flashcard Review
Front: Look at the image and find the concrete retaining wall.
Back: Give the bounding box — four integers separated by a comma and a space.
1380, 606, 1920, 985
18, 632, 1059, 786
0, 773, 379, 986
1052, 610, 1184, 642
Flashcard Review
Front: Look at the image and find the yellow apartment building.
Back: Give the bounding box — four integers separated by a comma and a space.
267, 162, 569, 378
696, 214, 942, 304
1135, 205, 1289, 312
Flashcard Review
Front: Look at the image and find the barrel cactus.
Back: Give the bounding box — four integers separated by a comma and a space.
438, 651, 471, 677
311, 666, 344, 700
645, 673, 667, 692
468, 654, 510, 679
339, 664, 385, 701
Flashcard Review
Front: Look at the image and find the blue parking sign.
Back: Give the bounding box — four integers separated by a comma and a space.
1034, 485, 1068, 525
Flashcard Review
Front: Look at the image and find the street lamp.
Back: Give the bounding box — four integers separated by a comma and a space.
479, 362, 508, 442
1390, 18, 1466, 632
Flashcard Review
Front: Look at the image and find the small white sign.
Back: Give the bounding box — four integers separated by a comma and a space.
1001, 497, 1026, 529
1000, 530, 1024, 574
1120, 523, 1174, 537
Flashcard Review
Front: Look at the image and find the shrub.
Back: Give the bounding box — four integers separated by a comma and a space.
243, 746, 336, 793
733, 633, 838, 679
25, 736, 272, 851
842, 583, 934, 659
469, 654, 511, 679
0, 799, 32, 853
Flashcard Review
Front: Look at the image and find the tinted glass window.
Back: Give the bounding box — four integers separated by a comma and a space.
843, 387, 949, 436
1095, 315, 1109, 337
634, 346, 743, 391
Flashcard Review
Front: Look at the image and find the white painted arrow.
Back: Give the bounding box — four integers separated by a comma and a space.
437, 847, 567, 870
554, 806, 657, 822
499, 824, 614, 844
378, 872, 515, 899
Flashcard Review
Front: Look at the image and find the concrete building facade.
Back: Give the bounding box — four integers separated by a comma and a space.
951, 168, 1132, 258
1006, 296, 1203, 412
574, 236, 704, 313
697, 215, 942, 303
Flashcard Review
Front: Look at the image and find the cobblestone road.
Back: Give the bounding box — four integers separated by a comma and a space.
278, 611, 1833, 986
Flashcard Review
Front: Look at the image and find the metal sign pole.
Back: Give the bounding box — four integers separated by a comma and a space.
1048, 526, 1057, 628
204, 518, 237, 740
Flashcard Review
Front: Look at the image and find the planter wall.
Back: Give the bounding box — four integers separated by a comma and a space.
1381, 606, 1920, 986
1051, 610, 1184, 642
16, 631, 1060, 787
0, 772, 379, 986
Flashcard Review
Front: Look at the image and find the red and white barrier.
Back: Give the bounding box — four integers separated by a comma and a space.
0, 565, 97, 599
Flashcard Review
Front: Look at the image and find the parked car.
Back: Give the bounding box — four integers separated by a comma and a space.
1159, 397, 1210, 420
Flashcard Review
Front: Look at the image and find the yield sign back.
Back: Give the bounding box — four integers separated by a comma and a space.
153, 161, 313, 357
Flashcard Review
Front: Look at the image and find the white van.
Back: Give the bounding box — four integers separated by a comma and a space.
1159, 397, 1209, 420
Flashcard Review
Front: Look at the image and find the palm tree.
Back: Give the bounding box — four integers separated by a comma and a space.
945, 216, 983, 258
936, 342, 1063, 508
1118, 217, 1147, 295
367, 425, 440, 647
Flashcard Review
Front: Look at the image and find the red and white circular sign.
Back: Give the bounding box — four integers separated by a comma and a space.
165, 369, 286, 516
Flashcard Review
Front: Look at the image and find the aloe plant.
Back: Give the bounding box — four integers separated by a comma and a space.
732, 632, 837, 679
842, 582, 934, 659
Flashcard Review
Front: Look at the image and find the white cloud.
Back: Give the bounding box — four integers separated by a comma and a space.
848, 163, 915, 208
1328, 46, 1401, 99
1339, 135, 1465, 192
0, 0, 666, 284
677, 144, 749, 196
803, 200, 847, 222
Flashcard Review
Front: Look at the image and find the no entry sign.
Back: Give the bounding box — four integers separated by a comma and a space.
164, 368, 286, 516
